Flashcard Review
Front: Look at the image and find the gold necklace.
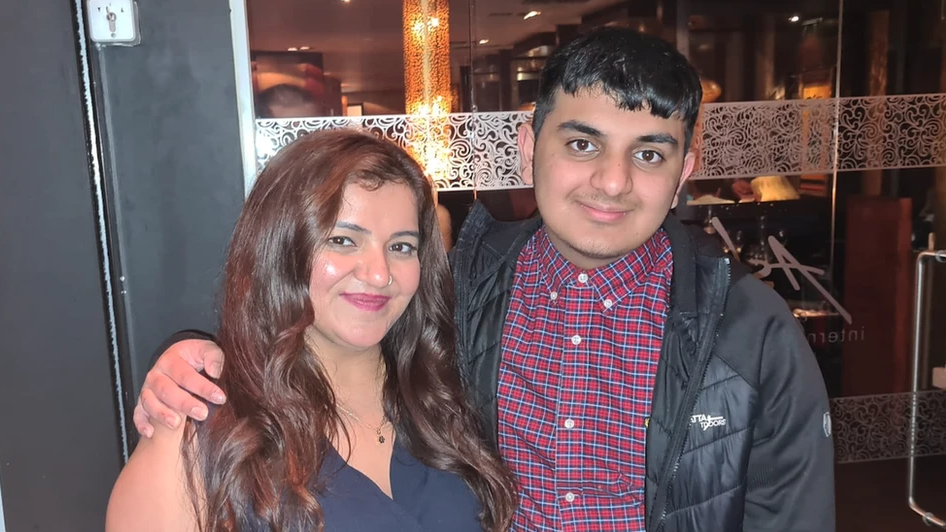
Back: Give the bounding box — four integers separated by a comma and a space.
336, 404, 390, 444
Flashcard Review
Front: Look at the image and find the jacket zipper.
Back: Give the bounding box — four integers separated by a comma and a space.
653, 257, 731, 532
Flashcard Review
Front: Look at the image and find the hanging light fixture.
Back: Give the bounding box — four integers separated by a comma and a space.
403, 0, 451, 186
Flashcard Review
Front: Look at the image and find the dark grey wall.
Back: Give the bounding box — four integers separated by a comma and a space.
93, 0, 246, 403
0, 0, 246, 528
0, 3, 123, 531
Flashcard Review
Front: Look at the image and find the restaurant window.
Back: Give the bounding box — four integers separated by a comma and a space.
239, 1, 946, 503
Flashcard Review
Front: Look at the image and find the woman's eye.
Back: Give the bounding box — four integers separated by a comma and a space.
391, 242, 418, 255
635, 150, 664, 164
327, 236, 354, 247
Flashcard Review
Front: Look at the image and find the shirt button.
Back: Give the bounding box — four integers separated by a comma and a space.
549, 291, 558, 301
564, 492, 577, 503
571, 335, 582, 346
564, 419, 575, 429
603, 298, 614, 309
578, 273, 589, 283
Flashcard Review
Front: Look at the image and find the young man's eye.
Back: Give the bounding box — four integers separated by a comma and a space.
635, 150, 664, 164
567, 139, 597, 153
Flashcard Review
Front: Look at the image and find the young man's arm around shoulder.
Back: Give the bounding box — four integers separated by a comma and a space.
744, 299, 835, 532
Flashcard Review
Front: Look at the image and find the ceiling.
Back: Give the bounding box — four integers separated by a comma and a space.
246, 0, 626, 93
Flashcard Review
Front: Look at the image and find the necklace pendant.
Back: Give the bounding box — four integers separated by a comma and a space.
378, 434, 386, 444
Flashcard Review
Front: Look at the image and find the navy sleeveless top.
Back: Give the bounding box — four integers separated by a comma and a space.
213, 432, 483, 531
313, 439, 483, 531
196, 400, 483, 531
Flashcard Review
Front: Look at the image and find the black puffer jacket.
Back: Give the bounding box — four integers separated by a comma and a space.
450, 202, 835, 532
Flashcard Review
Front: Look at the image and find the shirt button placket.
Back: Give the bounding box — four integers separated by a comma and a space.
562, 280, 585, 526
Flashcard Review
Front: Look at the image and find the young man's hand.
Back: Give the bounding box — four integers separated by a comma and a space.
134, 339, 226, 438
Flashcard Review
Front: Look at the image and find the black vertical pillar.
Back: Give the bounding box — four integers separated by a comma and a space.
0, 2, 123, 530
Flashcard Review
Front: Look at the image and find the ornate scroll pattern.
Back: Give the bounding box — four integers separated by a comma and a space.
693, 94, 946, 178
254, 94, 946, 190
830, 391, 946, 464
836, 94, 946, 171
692, 98, 838, 178
255, 112, 531, 190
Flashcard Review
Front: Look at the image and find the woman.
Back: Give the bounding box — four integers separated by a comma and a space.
106, 129, 517, 531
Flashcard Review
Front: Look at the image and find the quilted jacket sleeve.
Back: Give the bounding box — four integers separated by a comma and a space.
743, 310, 836, 531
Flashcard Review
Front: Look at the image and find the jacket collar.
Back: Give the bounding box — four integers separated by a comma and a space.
460, 201, 720, 282
455, 201, 542, 275
456, 201, 733, 314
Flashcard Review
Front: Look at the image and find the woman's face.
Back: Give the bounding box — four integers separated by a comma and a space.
306, 181, 422, 357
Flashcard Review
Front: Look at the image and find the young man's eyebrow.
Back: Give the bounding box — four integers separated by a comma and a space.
558, 120, 605, 138
637, 133, 678, 146
557, 122, 680, 148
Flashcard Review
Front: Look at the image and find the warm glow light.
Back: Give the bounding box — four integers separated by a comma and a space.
403, 0, 452, 185
478, 38, 489, 44
299, 46, 310, 50
524, 10, 540, 20
287, 47, 298, 51
789, 15, 800, 22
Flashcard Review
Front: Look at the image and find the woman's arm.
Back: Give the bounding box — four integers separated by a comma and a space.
106, 419, 201, 532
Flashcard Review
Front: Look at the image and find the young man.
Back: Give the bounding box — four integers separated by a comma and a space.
134, 28, 835, 531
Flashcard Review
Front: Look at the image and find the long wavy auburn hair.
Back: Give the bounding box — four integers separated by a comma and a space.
182, 129, 517, 531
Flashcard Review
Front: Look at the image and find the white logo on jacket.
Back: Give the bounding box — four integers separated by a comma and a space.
691, 414, 727, 431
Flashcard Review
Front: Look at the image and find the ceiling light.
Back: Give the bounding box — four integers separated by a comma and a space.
287, 47, 298, 51
299, 46, 310, 50
789, 15, 800, 22
478, 38, 489, 44
341, 0, 350, 3
523, 10, 540, 20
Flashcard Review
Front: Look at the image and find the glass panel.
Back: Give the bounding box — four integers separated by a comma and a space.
245, 0, 474, 118
243, 0, 946, 480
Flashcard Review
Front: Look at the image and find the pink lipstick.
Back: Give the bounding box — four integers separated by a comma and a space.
341, 293, 391, 312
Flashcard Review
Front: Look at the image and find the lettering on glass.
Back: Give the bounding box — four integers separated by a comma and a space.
709, 217, 853, 325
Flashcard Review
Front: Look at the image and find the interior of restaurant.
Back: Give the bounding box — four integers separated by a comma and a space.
6, 0, 946, 529
236, 0, 946, 528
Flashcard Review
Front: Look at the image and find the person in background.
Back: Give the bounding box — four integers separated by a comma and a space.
131, 28, 834, 531
256, 83, 324, 118
106, 129, 517, 532
686, 179, 736, 205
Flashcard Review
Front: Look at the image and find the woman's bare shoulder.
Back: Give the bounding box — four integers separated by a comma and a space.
105, 421, 201, 532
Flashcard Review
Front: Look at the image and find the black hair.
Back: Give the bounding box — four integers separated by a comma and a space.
532, 28, 703, 151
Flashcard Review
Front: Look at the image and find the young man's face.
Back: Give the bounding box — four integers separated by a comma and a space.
518, 88, 695, 270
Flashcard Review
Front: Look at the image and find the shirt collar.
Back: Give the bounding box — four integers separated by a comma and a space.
535, 226, 672, 303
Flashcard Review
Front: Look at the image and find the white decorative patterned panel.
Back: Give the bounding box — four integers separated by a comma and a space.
694, 94, 946, 178
255, 112, 531, 191
835, 94, 946, 171
254, 94, 946, 190
830, 391, 946, 464
692, 98, 838, 178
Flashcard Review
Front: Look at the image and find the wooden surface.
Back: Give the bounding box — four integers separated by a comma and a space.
841, 196, 913, 395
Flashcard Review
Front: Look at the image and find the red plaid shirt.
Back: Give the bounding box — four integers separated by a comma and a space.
497, 227, 672, 531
